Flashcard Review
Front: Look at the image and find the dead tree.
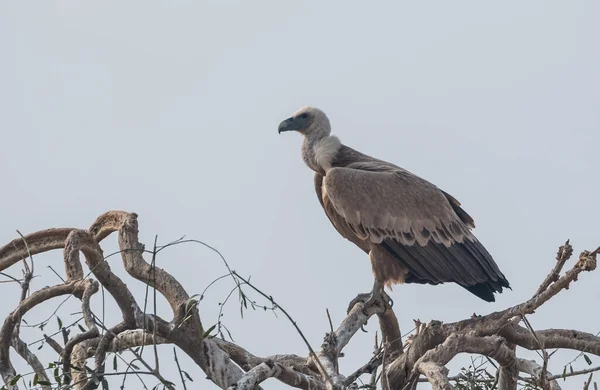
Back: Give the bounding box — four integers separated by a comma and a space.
0, 211, 598, 390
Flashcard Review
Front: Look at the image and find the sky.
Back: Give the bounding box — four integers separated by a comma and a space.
1, 1, 599, 389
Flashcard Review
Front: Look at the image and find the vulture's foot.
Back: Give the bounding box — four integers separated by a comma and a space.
346, 283, 393, 315
347, 292, 372, 314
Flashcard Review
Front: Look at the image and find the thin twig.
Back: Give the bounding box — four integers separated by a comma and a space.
151, 235, 160, 373
520, 314, 545, 361
173, 347, 188, 390
584, 372, 594, 390
47, 265, 66, 283
548, 365, 600, 381
326, 309, 334, 334
16, 229, 35, 275
0, 272, 22, 284
231, 270, 333, 387
564, 329, 600, 369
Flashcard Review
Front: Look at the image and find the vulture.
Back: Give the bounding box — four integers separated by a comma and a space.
278, 106, 510, 303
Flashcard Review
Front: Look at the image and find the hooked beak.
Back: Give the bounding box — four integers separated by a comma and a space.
278, 117, 295, 134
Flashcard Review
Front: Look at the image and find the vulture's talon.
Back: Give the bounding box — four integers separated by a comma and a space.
348, 281, 393, 315
381, 290, 393, 310
347, 292, 371, 314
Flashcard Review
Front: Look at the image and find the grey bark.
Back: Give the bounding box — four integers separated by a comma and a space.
0, 212, 597, 390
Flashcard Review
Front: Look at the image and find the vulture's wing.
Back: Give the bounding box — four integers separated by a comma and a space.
321, 165, 509, 301
315, 173, 370, 254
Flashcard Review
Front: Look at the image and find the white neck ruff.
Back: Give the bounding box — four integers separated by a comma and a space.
313, 135, 341, 172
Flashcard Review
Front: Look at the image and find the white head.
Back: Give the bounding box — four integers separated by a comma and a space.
278, 106, 332, 140
278, 106, 341, 173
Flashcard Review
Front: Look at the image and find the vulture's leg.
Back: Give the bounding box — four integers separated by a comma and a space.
347, 279, 393, 314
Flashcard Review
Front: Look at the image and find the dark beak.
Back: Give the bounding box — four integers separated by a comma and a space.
278, 117, 295, 134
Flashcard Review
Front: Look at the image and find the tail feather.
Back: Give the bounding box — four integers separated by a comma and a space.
462, 282, 508, 302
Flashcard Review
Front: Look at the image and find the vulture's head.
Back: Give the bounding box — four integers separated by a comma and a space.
278, 106, 331, 138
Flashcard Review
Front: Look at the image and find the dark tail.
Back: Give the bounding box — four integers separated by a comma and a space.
462, 280, 511, 302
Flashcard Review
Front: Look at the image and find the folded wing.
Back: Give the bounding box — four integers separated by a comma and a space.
320, 165, 510, 301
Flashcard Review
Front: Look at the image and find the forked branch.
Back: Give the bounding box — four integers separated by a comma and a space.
0, 212, 597, 390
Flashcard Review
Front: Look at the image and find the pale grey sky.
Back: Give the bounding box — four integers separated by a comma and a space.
1, 1, 599, 389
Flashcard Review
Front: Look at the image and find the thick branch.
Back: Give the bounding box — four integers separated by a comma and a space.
214, 339, 315, 376
93, 212, 244, 389
386, 247, 598, 389
70, 330, 170, 389
215, 340, 327, 390
502, 325, 600, 356
65, 230, 139, 325
184, 338, 246, 390
378, 307, 403, 358
405, 334, 516, 389
11, 337, 51, 390
334, 301, 387, 355
497, 343, 518, 390
63, 279, 100, 384
89, 212, 198, 329
0, 281, 86, 384
315, 300, 387, 388
386, 320, 447, 387
417, 362, 451, 390
0, 229, 75, 272
81, 323, 130, 390
2, 212, 597, 390
230, 361, 325, 390
433, 248, 598, 343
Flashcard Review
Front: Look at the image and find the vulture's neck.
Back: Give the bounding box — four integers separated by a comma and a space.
302, 134, 342, 174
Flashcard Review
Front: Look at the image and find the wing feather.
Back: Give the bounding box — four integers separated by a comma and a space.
314, 173, 370, 254
322, 167, 471, 246
321, 165, 510, 299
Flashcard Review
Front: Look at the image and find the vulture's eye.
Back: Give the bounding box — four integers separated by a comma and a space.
299, 113, 309, 120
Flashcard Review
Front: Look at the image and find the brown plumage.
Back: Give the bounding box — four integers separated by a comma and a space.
279, 106, 510, 302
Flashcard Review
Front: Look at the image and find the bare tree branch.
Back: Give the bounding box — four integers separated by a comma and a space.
0, 280, 87, 385
230, 360, 326, 390
534, 240, 573, 297
497, 343, 518, 390
11, 337, 51, 390
66, 229, 140, 326
213, 338, 315, 376
0, 213, 597, 390
416, 362, 451, 390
